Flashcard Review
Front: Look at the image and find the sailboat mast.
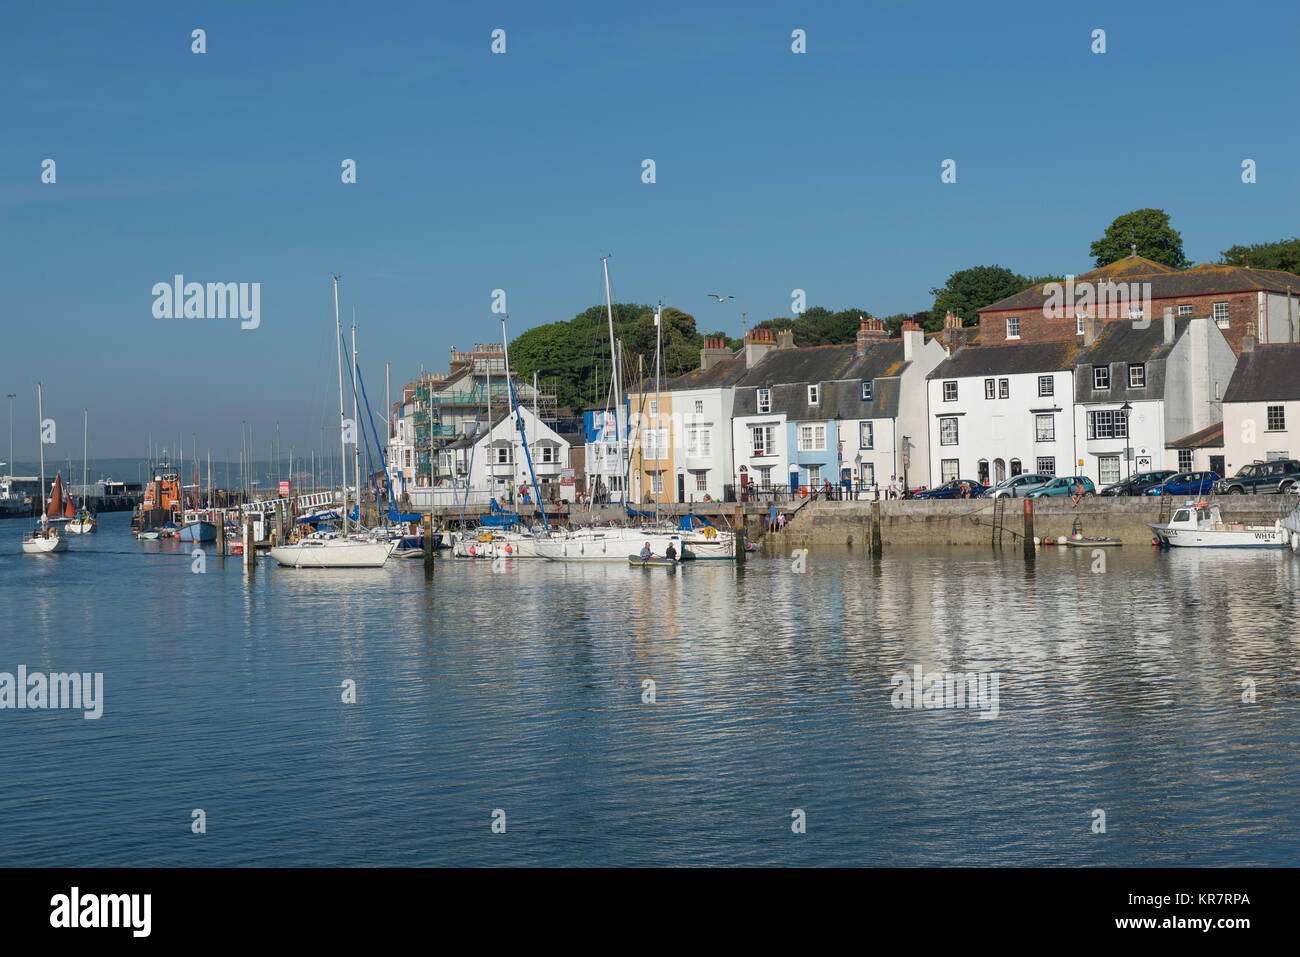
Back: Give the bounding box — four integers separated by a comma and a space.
655, 300, 663, 510
82, 409, 88, 508
351, 321, 361, 526
37, 383, 45, 522
333, 275, 349, 535
601, 257, 623, 503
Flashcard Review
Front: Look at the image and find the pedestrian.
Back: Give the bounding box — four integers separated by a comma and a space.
777, 512, 787, 531
769, 504, 778, 532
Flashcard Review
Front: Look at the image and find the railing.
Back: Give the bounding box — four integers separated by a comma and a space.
725, 481, 883, 504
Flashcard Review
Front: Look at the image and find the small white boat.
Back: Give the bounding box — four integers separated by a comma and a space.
22, 524, 68, 554
66, 509, 98, 534
1150, 501, 1290, 549
269, 531, 392, 568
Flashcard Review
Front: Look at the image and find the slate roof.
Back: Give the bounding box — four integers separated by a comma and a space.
981, 255, 1300, 312
1222, 343, 1300, 402
731, 341, 911, 420
928, 340, 1079, 380
1072, 316, 1189, 404
1167, 421, 1224, 449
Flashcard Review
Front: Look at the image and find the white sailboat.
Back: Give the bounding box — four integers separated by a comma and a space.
66, 409, 97, 533
22, 383, 69, 554
270, 276, 391, 569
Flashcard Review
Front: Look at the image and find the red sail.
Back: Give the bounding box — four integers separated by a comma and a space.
65, 486, 76, 517
47, 472, 64, 517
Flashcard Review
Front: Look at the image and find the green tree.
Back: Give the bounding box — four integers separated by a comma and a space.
1089, 209, 1188, 269
929, 266, 1033, 325
1219, 237, 1300, 274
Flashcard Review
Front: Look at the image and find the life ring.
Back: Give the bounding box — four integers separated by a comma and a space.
701, 526, 717, 539
800, 486, 808, 499
478, 531, 493, 543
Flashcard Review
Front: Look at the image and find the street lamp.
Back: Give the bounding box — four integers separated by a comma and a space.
901, 435, 912, 495
1119, 402, 1133, 483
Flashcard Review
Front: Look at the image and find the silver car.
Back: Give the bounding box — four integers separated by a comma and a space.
982, 473, 1054, 499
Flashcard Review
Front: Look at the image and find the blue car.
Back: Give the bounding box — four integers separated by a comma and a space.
914, 479, 989, 499
1144, 471, 1220, 496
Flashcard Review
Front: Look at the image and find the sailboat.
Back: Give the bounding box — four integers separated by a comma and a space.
22, 384, 69, 554
67, 409, 98, 533
269, 276, 391, 568
530, 262, 702, 562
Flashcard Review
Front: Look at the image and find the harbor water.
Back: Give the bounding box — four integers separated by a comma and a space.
2, 511, 1298, 866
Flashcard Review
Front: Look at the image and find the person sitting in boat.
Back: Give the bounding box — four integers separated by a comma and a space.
639, 542, 652, 560
665, 543, 677, 562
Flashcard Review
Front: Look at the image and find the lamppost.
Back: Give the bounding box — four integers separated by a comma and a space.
1119, 401, 1133, 483
901, 435, 912, 496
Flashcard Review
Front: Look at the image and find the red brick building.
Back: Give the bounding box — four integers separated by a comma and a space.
976, 253, 1300, 355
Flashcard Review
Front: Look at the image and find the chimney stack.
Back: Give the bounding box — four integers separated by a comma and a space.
744, 328, 777, 368
901, 322, 923, 362
942, 311, 962, 353
776, 329, 795, 350
1163, 306, 1175, 345
1084, 315, 1101, 346
856, 316, 887, 356
1242, 321, 1257, 353
700, 337, 730, 371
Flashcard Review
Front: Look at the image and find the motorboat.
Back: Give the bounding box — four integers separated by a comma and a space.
1150, 501, 1289, 548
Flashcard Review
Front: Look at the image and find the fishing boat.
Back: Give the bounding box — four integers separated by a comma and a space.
133, 452, 182, 536
1149, 501, 1289, 549
21, 384, 69, 555
176, 508, 218, 542
269, 276, 390, 569
138, 530, 160, 541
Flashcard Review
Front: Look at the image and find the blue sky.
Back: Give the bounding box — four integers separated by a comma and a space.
3, 0, 1297, 459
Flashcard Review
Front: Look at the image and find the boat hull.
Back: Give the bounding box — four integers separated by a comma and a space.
22, 533, 68, 554
176, 521, 218, 543
1148, 523, 1289, 548
268, 539, 391, 568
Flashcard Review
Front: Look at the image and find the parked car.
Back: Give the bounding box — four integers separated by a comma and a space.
1098, 470, 1177, 496
913, 479, 989, 500
1026, 476, 1096, 498
1213, 459, 1300, 495
981, 473, 1054, 498
1144, 471, 1220, 497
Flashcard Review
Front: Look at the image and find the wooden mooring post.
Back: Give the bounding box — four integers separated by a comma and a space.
1022, 498, 1036, 561
871, 500, 883, 558
423, 514, 435, 576
244, 515, 255, 578
733, 506, 745, 563
216, 517, 226, 562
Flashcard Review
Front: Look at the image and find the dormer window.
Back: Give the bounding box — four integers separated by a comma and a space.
1006, 316, 1020, 339
757, 388, 771, 413
1093, 366, 1110, 390
808, 384, 819, 406
861, 380, 872, 400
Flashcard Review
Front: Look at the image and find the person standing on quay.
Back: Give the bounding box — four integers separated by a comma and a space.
769, 503, 779, 532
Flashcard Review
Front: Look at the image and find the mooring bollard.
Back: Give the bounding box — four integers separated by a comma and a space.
1023, 498, 1035, 560
871, 500, 883, 558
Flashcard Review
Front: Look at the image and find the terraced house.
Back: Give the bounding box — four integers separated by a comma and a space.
628, 338, 748, 503
977, 252, 1300, 355
732, 320, 945, 496
1074, 312, 1235, 486
926, 340, 1080, 488
1220, 338, 1300, 476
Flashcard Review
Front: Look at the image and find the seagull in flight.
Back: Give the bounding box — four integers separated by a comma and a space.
707, 294, 734, 302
